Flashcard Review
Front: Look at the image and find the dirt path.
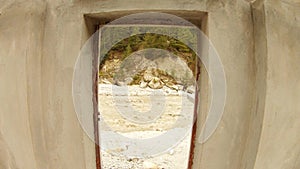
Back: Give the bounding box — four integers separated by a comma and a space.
98, 84, 195, 169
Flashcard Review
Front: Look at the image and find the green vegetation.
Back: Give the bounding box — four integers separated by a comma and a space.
99, 27, 198, 83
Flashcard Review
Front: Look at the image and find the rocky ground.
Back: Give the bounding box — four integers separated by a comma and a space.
98, 84, 195, 169
100, 67, 195, 93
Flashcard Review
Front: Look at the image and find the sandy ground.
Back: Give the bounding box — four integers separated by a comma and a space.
98, 84, 195, 169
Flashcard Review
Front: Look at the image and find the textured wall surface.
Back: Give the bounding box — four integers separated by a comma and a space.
253, 1, 300, 169
0, 0, 299, 169
0, 1, 45, 169
192, 1, 256, 169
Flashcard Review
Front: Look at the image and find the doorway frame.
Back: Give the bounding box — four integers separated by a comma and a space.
84, 10, 209, 169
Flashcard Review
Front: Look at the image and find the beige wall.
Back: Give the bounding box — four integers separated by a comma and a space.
193, 1, 256, 169
0, 1, 45, 169
0, 0, 299, 169
253, 1, 300, 169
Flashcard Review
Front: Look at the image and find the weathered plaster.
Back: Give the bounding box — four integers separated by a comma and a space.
253, 1, 300, 169
0, 0, 299, 169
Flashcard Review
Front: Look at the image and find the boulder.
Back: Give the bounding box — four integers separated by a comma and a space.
160, 75, 169, 83
100, 78, 111, 84
148, 77, 163, 89
139, 80, 148, 88
165, 82, 178, 91
143, 71, 154, 82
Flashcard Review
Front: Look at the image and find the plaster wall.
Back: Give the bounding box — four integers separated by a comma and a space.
0, 0, 299, 169
0, 0, 255, 168
0, 1, 45, 169
253, 1, 300, 169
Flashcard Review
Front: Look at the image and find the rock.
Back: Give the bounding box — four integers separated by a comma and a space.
114, 81, 125, 86
124, 77, 133, 84
140, 80, 148, 88
160, 75, 169, 83
102, 65, 107, 71
165, 82, 178, 91
152, 69, 160, 77
143, 161, 159, 169
169, 149, 174, 155
113, 59, 119, 63
176, 80, 183, 85
100, 78, 111, 84
187, 86, 195, 94
148, 77, 163, 89
127, 157, 139, 162
177, 85, 184, 91
143, 71, 154, 82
